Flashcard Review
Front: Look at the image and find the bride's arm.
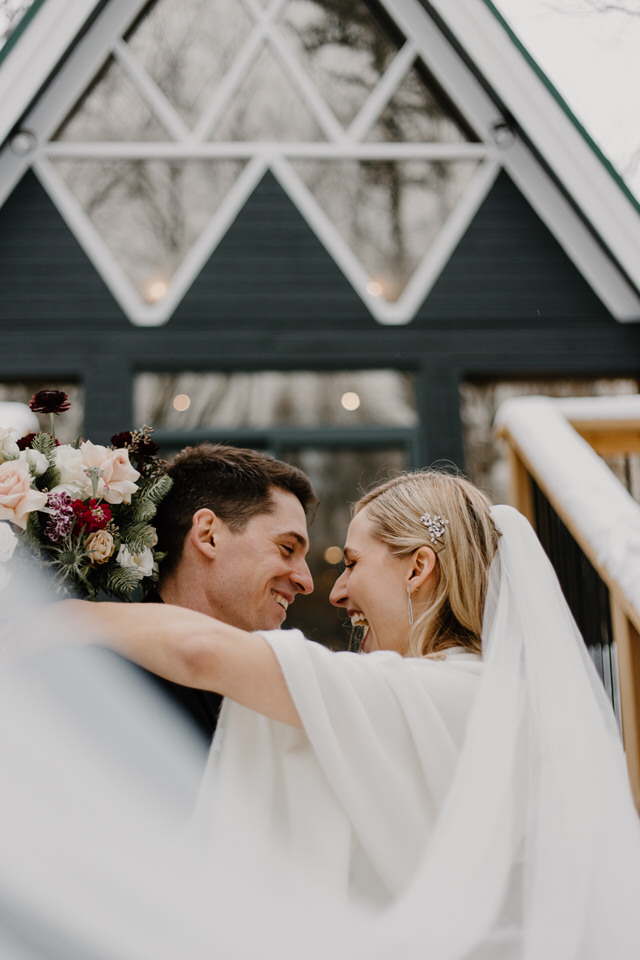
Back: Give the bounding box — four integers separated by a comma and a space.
58, 600, 301, 728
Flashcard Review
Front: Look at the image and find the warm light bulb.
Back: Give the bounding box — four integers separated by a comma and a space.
324, 546, 344, 565
173, 394, 191, 412
341, 391, 361, 412
144, 278, 169, 303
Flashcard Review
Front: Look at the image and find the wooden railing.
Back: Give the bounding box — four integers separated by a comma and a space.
495, 395, 640, 807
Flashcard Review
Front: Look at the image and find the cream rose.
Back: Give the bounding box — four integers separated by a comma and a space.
80, 442, 140, 505
84, 529, 115, 565
116, 544, 154, 580
0, 459, 48, 529
52, 445, 93, 499
0, 427, 19, 463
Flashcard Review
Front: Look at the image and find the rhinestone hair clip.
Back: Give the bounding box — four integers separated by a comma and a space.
419, 513, 448, 551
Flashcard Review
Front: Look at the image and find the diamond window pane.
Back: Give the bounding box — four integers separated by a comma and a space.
124, 0, 253, 128
135, 371, 417, 429
51, 159, 247, 299
292, 159, 481, 301
210, 45, 325, 142
367, 60, 478, 144
280, 0, 404, 127
52, 56, 170, 142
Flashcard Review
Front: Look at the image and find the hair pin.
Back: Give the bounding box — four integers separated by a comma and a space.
419, 513, 448, 550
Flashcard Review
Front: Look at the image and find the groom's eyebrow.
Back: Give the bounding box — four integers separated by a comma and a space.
282, 530, 309, 552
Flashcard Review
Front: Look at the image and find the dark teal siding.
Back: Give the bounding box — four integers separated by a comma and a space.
0, 167, 638, 465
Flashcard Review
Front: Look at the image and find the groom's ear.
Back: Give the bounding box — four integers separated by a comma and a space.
189, 508, 220, 560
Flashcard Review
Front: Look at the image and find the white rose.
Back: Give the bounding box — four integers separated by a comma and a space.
0, 427, 20, 463
0, 521, 18, 562
117, 544, 154, 580
51, 445, 92, 499
20, 448, 49, 477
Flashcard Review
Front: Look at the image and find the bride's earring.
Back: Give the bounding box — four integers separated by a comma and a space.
407, 584, 414, 626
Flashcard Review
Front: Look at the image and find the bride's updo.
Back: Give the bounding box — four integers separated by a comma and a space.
355, 471, 500, 657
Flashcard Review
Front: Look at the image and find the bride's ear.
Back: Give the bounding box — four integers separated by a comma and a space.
189, 509, 219, 559
408, 546, 437, 590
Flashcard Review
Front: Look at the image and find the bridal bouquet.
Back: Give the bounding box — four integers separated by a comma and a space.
0, 390, 172, 599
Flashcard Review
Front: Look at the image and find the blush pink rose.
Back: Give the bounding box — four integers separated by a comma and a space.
80, 442, 140, 505
0, 459, 48, 529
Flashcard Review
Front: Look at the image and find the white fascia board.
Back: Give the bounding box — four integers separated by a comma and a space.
0, 0, 102, 146
426, 0, 640, 314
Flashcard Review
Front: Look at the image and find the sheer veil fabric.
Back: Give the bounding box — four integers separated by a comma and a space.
1, 506, 639, 958
196, 505, 640, 959
380, 505, 640, 959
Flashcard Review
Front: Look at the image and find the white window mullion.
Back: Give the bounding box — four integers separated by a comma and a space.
266, 28, 345, 143
42, 141, 493, 160
112, 40, 191, 142
32, 153, 149, 323
191, 27, 267, 142
269, 154, 376, 304
381, 0, 504, 141
346, 41, 417, 143
154, 155, 270, 322
385, 158, 501, 324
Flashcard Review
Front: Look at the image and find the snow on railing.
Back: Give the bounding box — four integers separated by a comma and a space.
496, 395, 640, 806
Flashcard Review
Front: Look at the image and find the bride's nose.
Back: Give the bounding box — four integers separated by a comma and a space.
329, 571, 347, 608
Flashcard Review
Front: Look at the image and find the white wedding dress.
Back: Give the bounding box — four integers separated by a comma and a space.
1, 506, 639, 959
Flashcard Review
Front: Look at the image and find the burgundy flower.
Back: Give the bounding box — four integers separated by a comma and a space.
72, 498, 112, 532
44, 492, 74, 543
29, 390, 71, 415
17, 432, 59, 449
135, 436, 159, 458
111, 431, 132, 449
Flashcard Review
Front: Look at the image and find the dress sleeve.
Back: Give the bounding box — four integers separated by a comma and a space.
197, 629, 481, 904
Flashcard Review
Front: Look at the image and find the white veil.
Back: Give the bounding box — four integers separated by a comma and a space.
1, 507, 639, 958
368, 505, 640, 959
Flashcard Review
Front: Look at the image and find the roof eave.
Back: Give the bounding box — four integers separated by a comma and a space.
0, 0, 102, 147
426, 0, 640, 317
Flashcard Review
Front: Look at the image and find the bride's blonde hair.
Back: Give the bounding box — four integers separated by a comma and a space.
355, 471, 500, 657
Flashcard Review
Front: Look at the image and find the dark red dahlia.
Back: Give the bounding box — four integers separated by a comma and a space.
29, 390, 71, 415
111, 431, 133, 449
72, 498, 112, 532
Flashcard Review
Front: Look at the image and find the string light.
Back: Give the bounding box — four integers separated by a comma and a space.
173, 394, 191, 412
143, 278, 169, 303
341, 392, 360, 412
324, 546, 344, 565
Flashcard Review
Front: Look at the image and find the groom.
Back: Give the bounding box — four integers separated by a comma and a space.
142, 443, 316, 743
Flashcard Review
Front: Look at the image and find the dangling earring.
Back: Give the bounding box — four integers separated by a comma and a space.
407, 584, 414, 626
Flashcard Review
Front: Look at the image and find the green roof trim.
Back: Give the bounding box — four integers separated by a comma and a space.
481, 0, 640, 215
0, 0, 47, 67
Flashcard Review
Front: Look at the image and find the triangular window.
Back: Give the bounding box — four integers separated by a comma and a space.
34, 0, 500, 324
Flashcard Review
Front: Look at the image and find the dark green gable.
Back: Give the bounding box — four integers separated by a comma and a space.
1, 167, 638, 464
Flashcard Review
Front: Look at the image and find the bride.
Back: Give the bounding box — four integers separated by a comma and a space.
58, 469, 640, 958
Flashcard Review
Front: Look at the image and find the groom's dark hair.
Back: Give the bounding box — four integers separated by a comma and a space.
154, 443, 317, 576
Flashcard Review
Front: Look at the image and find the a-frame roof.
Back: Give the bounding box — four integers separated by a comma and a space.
0, 0, 639, 322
